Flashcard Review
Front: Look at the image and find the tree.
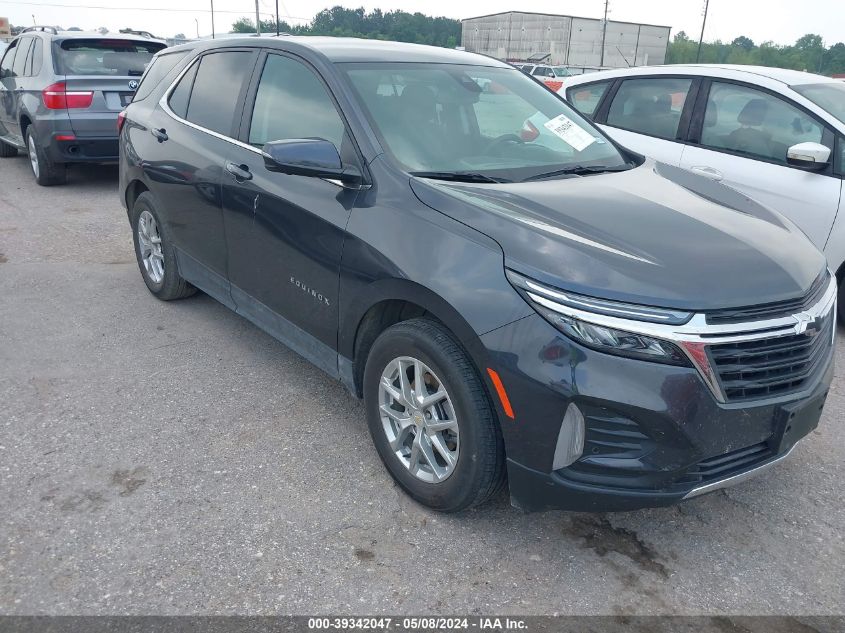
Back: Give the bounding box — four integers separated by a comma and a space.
97, 26, 109, 35
731, 36, 755, 51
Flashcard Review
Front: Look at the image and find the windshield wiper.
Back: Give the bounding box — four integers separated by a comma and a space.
410, 171, 510, 184
523, 163, 633, 182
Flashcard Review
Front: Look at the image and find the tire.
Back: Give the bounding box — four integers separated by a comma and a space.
25, 127, 66, 186
838, 279, 845, 327
130, 191, 196, 301
0, 139, 17, 158
363, 318, 506, 512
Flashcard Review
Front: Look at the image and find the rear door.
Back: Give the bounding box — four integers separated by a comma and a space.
56, 38, 165, 138
679, 79, 840, 249
591, 75, 698, 166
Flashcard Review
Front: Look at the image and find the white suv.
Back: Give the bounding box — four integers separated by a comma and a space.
562, 65, 845, 314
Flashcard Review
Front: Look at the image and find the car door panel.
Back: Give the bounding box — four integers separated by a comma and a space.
0, 39, 23, 143
680, 80, 841, 250
222, 52, 360, 352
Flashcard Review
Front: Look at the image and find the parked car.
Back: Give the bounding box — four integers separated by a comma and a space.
0, 26, 166, 185
562, 65, 845, 317
119, 38, 834, 513
519, 64, 573, 91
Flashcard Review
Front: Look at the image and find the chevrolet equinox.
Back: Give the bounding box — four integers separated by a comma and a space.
119, 38, 835, 512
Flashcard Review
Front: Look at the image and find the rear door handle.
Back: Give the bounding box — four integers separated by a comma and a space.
689, 165, 723, 181
151, 128, 168, 142
225, 161, 253, 182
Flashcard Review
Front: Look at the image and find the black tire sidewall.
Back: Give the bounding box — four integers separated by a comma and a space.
26, 128, 64, 186
363, 320, 499, 512
130, 192, 177, 297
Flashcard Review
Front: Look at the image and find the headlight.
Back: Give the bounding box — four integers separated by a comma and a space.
507, 270, 692, 366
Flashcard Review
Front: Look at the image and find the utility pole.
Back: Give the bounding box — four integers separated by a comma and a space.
696, 0, 709, 63
599, 0, 609, 67
275, 0, 280, 35
210, 0, 215, 39
255, 0, 261, 35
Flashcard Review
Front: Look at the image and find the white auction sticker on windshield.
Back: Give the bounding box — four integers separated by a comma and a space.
543, 114, 596, 151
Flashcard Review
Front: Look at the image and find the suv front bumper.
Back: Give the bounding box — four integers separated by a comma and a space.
481, 314, 833, 512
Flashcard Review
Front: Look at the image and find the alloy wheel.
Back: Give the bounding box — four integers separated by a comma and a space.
137, 209, 165, 284
378, 356, 459, 483
27, 135, 39, 179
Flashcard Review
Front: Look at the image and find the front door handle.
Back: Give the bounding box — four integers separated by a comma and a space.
225, 161, 253, 182
151, 128, 168, 142
689, 165, 723, 181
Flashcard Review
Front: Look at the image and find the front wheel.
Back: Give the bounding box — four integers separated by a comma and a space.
838, 279, 845, 327
26, 128, 66, 186
363, 318, 506, 512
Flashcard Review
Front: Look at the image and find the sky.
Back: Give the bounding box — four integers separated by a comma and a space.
1, 0, 844, 45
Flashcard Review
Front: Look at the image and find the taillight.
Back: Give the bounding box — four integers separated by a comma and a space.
520, 119, 540, 142
117, 110, 127, 134
42, 82, 94, 110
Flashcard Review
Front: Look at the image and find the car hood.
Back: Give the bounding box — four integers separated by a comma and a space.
409, 161, 826, 311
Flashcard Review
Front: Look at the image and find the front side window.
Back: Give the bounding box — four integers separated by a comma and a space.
567, 81, 611, 117
56, 39, 165, 76
532, 66, 553, 77
248, 54, 344, 149
700, 82, 824, 164
344, 63, 628, 181
0, 40, 17, 79
185, 51, 252, 136
606, 77, 693, 140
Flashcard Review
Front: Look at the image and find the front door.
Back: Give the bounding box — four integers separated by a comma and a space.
0, 38, 27, 144
679, 80, 841, 250
222, 51, 363, 365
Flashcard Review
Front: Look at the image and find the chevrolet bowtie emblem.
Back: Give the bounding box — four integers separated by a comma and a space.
793, 311, 820, 335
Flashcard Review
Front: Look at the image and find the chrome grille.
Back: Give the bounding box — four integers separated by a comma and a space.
708, 310, 834, 402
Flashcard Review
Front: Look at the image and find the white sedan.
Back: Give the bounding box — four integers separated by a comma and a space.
559, 64, 845, 310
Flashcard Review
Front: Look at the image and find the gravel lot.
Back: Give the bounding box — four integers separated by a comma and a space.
0, 155, 843, 617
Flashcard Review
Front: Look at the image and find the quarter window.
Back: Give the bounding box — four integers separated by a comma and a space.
185, 51, 252, 136
167, 61, 197, 119
567, 81, 611, 117
700, 82, 825, 165
606, 77, 693, 140
134, 51, 189, 102
248, 54, 344, 149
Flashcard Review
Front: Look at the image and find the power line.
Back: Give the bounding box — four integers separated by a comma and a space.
1, 0, 309, 20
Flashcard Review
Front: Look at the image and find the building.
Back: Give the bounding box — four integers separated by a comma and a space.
461, 11, 671, 69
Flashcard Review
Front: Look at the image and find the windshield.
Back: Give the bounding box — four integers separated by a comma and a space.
57, 39, 165, 76
343, 63, 629, 182
553, 66, 572, 77
792, 82, 845, 125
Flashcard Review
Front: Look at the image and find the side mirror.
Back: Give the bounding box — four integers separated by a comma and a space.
262, 138, 362, 186
787, 142, 831, 170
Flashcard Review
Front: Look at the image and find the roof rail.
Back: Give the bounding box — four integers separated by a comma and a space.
21, 26, 58, 35
119, 28, 158, 39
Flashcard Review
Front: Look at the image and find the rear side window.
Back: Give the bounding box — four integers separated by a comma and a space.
248, 54, 345, 149
567, 81, 611, 117
27, 38, 43, 76
12, 38, 31, 77
606, 77, 693, 140
133, 50, 189, 102
185, 51, 252, 136
57, 39, 165, 77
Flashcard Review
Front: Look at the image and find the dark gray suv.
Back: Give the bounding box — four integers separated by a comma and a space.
0, 27, 165, 185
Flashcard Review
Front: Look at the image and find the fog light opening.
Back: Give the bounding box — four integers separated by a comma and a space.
552, 402, 585, 470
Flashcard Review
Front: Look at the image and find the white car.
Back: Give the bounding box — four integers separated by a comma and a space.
561, 64, 845, 312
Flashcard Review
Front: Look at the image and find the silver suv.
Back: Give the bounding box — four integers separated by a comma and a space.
0, 27, 165, 185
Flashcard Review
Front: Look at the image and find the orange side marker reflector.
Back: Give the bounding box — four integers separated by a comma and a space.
486, 368, 515, 420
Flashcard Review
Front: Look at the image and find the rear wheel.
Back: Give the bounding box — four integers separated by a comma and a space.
130, 192, 196, 301
26, 128, 66, 186
0, 139, 17, 157
363, 318, 506, 512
